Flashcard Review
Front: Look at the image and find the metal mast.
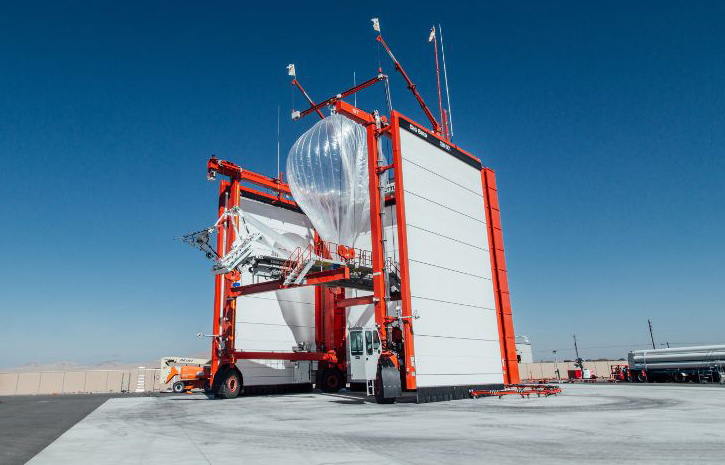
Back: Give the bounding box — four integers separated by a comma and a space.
439, 24, 453, 140
429, 26, 444, 137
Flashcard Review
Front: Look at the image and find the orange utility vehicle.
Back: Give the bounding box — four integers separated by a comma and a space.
161, 357, 211, 393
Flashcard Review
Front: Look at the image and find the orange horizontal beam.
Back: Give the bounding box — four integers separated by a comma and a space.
335, 295, 374, 308
208, 156, 292, 195
240, 186, 299, 210
334, 100, 376, 125
234, 350, 337, 363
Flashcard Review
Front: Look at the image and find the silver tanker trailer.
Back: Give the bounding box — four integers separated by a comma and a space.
627, 344, 725, 383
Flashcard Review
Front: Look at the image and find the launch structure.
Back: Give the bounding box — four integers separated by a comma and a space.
182, 19, 519, 403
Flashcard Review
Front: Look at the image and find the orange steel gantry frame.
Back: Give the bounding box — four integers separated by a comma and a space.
206, 98, 519, 393
207, 157, 342, 384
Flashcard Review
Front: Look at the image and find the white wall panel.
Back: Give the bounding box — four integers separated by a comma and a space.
399, 126, 503, 388
235, 359, 299, 386
413, 337, 503, 380
402, 175, 486, 224
406, 226, 491, 279
399, 130, 484, 195
233, 199, 316, 386
403, 194, 487, 248
407, 260, 494, 309
415, 373, 503, 386
412, 298, 498, 338
235, 288, 315, 352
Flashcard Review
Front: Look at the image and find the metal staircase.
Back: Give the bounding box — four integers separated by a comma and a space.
282, 245, 315, 286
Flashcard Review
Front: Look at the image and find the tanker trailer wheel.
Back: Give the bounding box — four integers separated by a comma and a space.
172, 381, 185, 393
215, 368, 242, 399
319, 368, 345, 393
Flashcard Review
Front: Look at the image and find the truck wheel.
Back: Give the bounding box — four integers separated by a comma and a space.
318, 368, 344, 393
203, 379, 213, 394
216, 369, 242, 399
374, 356, 401, 404
374, 376, 395, 404
172, 381, 185, 393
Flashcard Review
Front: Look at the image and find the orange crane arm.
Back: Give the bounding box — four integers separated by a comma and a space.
376, 35, 442, 135
292, 78, 325, 120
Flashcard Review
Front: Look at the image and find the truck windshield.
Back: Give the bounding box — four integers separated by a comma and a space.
350, 331, 363, 356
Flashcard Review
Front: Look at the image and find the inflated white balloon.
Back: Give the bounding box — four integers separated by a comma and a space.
286, 114, 372, 248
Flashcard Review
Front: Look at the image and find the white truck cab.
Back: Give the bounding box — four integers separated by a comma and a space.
347, 326, 382, 395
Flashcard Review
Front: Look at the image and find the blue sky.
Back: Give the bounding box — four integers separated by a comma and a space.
1, 1, 723, 368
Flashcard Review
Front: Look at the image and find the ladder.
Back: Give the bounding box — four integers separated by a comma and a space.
135, 367, 146, 393
282, 245, 314, 286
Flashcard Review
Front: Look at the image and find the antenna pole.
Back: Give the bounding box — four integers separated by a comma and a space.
277, 105, 281, 177
430, 27, 444, 137
354, 71, 357, 107
439, 24, 453, 140
648, 319, 656, 349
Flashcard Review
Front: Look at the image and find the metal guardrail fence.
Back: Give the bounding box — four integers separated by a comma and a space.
518, 360, 628, 381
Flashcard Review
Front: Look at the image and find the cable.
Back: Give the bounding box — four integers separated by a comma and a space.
532, 343, 658, 354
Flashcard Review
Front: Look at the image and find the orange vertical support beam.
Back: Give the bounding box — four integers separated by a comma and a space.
314, 235, 340, 357
482, 168, 520, 384
390, 112, 417, 390
211, 181, 230, 380
333, 288, 347, 363
221, 179, 241, 365
314, 286, 324, 350
322, 289, 337, 352
314, 234, 326, 351
318, 287, 343, 365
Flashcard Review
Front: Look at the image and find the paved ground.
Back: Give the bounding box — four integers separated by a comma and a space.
0, 394, 123, 465
14, 383, 725, 464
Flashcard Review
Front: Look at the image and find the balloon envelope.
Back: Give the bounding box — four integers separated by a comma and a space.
286, 114, 372, 248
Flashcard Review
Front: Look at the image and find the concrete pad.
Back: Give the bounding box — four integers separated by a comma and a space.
29, 384, 725, 464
